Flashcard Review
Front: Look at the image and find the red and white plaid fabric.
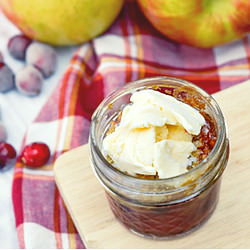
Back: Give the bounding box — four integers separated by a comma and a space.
12, 1, 250, 248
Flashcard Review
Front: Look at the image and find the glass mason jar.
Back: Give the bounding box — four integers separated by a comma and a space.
89, 77, 229, 239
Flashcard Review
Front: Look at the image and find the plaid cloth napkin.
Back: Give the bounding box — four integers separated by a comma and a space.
12, 0, 250, 248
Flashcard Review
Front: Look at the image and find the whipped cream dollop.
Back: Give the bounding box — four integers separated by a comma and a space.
102, 89, 206, 178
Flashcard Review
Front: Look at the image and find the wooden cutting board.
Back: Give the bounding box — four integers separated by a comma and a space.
54, 80, 250, 249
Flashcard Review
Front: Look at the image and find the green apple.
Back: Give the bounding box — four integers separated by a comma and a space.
137, 0, 250, 48
0, 0, 124, 45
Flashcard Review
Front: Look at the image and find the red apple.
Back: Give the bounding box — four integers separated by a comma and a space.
137, 0, 250, 48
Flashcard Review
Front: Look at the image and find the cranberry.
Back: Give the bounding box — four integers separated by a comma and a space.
8, 34, 32, 60
0, 122, 7, 141
15, 65, 43, 96
26, 42, 57, 78
0, 52, 3, 63
0, 62, 15, 92
0, 142, 17, 169
20, 142, 50, 167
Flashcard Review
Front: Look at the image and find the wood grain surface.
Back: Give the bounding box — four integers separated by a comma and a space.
54, 80, 250, 249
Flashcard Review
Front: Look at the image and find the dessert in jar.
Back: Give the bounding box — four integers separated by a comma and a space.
89, 77, 229, 239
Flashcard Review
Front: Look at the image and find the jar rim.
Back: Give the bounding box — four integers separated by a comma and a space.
90, 76, 226, 185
